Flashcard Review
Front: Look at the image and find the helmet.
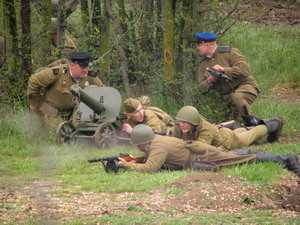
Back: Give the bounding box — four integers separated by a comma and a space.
130, 124, 155, 145
175, 106, 200, 125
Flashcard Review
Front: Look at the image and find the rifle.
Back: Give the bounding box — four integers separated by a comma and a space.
207, 68, 235, 93
216, 120, 236, 128
88, 153, 145, 173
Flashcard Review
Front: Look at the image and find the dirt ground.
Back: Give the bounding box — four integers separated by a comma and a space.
1, 173, 299, 223
1, 0, 300, 223
222, 0, 300, 25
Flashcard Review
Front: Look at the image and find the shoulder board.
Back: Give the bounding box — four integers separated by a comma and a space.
218, 46, 232, 53
52, 68, 60, 75
88, 71, 97, 77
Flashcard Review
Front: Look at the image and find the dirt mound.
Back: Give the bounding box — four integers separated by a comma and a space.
270, 176, 300, 212
151, 173, 300, 213
223, 0, 300, 25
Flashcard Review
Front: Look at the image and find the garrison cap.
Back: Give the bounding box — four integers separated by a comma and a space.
69, 51, 92, 67
123, 98, 141, 113
195, 32, 218, 43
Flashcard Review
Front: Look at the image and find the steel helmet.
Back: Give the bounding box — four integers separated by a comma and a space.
130, 124, 155, 145
175, 106, 200, 125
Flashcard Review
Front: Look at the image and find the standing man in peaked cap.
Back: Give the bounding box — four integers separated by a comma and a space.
195, 32, 260, 126
28, 51, 105, 130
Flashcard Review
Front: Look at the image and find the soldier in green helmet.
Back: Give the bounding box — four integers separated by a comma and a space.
117, 124, 300, 176
173, 105, 283, 151
28, 51, 105, 130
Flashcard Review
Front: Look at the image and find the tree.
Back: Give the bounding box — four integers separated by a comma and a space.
161, 0, 175, 81
20, 0, 31, 85
81, 0, 90, 33
99, 0, 112, 83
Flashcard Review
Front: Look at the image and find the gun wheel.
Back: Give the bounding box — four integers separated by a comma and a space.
56, 121, 76, 144
94, 122, 117, 149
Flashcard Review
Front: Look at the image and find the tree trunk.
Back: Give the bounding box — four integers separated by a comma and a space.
155, 0, 162, 52
57, 0, 67, 58
140, 0, 151, 50
20, 0, 32, 86
81, 0, 90, 33
92, 0, 101, 26
99, 0, 111, 83
116, 0, 127, 32
3, 0, 19, 74
39, 0, 52, 66
161, 0, 175, 81
106, 1, 131, 97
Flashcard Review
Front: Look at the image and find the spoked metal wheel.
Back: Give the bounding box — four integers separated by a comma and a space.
56, 121, 76, 144
94, 122, 117, 149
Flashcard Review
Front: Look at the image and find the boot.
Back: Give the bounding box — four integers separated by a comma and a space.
258, 117, 283, 143
284, 154, 300, 177
242, 114, 259, 127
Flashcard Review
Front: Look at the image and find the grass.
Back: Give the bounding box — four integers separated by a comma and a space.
1, 23, 300, 224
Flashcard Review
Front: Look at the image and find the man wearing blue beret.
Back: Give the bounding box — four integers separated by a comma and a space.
28, 51, 105, 130
195, 32, 260, 127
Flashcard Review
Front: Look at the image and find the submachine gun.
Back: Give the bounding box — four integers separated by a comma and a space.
88, 153, 145, 173
207, 68, 235, 93
56, 84, 129, 148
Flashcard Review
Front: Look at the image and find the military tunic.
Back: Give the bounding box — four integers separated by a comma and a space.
28, 63, 104, 129
125, 109, 168, 134
173, 116, 268, 150
198, 46, 259, 118
122, 135, 256, 173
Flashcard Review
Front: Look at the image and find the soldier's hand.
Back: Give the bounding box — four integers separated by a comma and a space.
121, 123, 133, 134
29, 104, 39, 112
207, 75, 217, 84
117, 157, 127, 167
212, 64, 225, 72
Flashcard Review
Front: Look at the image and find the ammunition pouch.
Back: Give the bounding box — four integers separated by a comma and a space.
187, 152, 219, 171
189, 158, 220, 171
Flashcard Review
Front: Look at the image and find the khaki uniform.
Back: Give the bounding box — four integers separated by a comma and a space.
173, 116, 268, 150
28, 64, 104, 129
122, 135, 256, 173
198, 46, 259, 118
125, 109, 168, 134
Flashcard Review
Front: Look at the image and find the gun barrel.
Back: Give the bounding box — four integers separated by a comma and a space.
88, 153, 130, 163
70, 85, 105, 114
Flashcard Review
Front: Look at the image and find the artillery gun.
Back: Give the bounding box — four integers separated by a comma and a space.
56, 84, 129, 148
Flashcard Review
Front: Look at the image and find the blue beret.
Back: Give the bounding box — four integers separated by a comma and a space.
194, 32, 218, 42
69, 51, 92, 67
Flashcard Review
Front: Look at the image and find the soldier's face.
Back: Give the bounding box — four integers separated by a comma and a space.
196, 42, 216, 56
179, 121, 193, 133
70, 63, 89, 79
127, 104, 144, 122
137, 142, 151, 152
